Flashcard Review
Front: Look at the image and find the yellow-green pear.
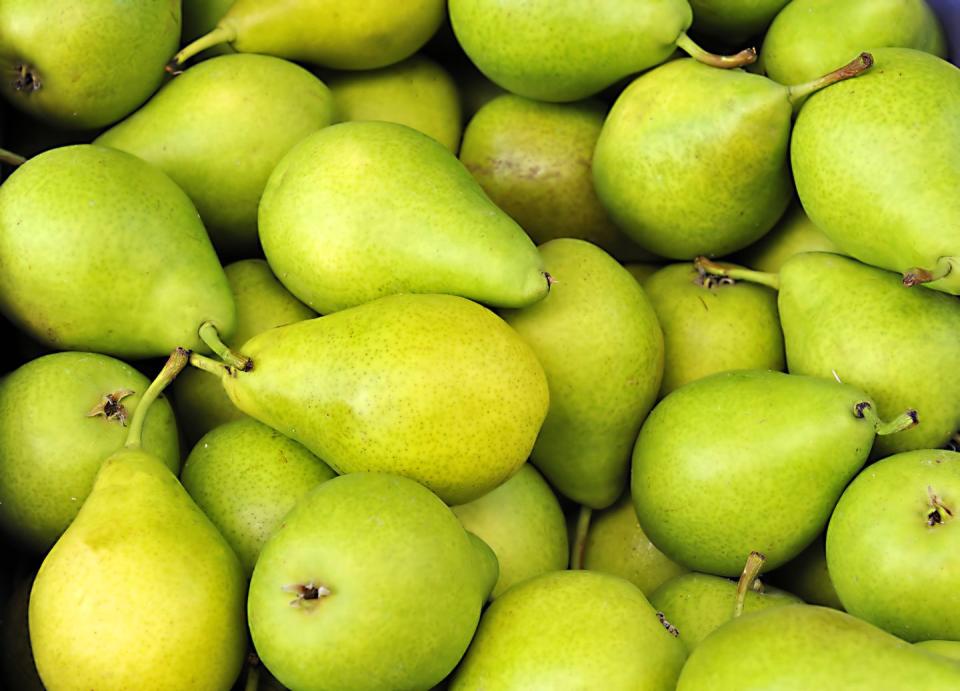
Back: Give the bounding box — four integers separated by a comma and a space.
688, 0, 789, 43
182, 0, 235, 44
767, 534, 844, 610
735, 201, 840, 273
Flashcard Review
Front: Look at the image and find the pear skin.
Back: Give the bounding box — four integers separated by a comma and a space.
766, 534, 844, 610
688, 0, 789, 43
735, 200, 840, 273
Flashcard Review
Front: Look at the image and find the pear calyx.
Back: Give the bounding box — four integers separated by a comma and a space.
11, 62, 42, 92
86, 388, 136, 425
282, 581, 332, 608
853, 402, 919, 436
733, 551, 766, 618
657, 611, 680, 637
675, 33, 757, 69
926, 487, 954, 527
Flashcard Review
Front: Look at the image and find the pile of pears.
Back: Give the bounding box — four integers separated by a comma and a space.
0, 1, 959, 689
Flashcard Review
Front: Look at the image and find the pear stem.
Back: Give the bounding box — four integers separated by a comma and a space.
694, 256, 781, 290
189, 351, 235, 379
853, 402, 919, 436
198, 321, 253, 372
733, 551, 766, 618
0, 148, 26, 167
675, 33, 757, 69
168, 25, 236, 72
243, 657, 260, 691
786, 53, 874, 108
903, 256, 955, 287
570, 505, 593, 570
124, 348, 189, 449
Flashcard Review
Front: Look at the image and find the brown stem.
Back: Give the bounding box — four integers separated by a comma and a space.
787, 53, 874, 107
733, 551, 766, 618
675, 33, 757, 69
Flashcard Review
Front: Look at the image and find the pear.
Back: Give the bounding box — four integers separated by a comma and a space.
632, 369, 918, 576
452, 464, 568, 599
448, 0, 756, 102
29, 350, 247, 691
593, 54, 872, 259
182, 0, 235, 45
761, 0, 946, 86
625, 263, 664, 285
259, 121, 549, 314
501, 239, 663, 509
0, 352, 179, 552
249, 472, 495, 691
916, 640, 960, 662
766, 534, 844, 610
827, 449, 960, 642
97, 54, 336, 258
688, 0, 789, 43
791, 48, 960, 294
189, 293, 549, 505
676, 604, 960, 688
453, 57, 508, 120
450, 570, 688, 689
735, 200, 840, 273
181, 418, 336, 576
0, 1, 179, 129
0, 145, 236, 359
324, 55, 462, 152
581, 493, 688, 595
459, 95, 646, 260
171, 0, 445, 71
643, 262, 784, 397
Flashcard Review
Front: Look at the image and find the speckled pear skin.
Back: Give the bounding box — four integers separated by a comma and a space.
249, 473, 492, 691
501, 239, 664, 509
792, 48, 960, 294
219, 293, 549, 505
632, 370, 881, 576
779, 252, 960, 456
761, 0, 946, 86
259, 121, 549, 314
0, 0, 180, 129
450, 570, 687, 690
827, 450, 960, 642
676, 605, 960, 689
735, 201, 840, 273
644, 262, 784, 396
29, 448, 247, 691
688, 0, 789, 43
594, 59, 793, 259
0, 145, 236, 359
96, 54, 336, 258
459, 95, 647, 261
0, 352, 179, 553
181, 418, 335, 576
449, 0, 692, 102
325, 55, 462, 153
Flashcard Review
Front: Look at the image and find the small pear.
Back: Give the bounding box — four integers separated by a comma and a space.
735, 200, 840, 273
766, 534, 844, 610
688, 0, 790, 43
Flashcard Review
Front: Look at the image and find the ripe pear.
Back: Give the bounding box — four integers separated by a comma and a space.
688, 0, 789, 43
181, 418, 336, 576
0, 145, 236, 359
172, 0, 445, 71
632, 370, 918, 576
766, 534, 844, 610
450, 570, 688, 689
29, 350, 247, 691
792, 48, 960, 294
97, 54, 336, 257
448, 0, 756, 102
735, 200, 840, 273
643, 262, 784, 396
324, 55, 462, 152
249, 472, 495, 691
827, 449, 960, 641
189, 293, 549, 505
0, 352, 179, 552
676, 604, 960, 688
452, 464, 568, 599
0, 1, 179, 129
259, 121, 549, 314
501, 239, 663, 509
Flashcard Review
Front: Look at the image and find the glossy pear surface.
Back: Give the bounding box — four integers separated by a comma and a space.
736, 201, 840, 272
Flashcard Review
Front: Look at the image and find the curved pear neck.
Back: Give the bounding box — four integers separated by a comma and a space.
675, 32, 757, 69
124, 348, 189, 449
168, 23, 238, 72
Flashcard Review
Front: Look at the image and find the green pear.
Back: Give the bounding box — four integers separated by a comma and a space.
96, 54, 336, 257
792, 48, 960, 294
676, 604, 960, 688
172, 259, 316, 445
0, 1, 179, 129
249, 472, 494, 691
1, 571, 43, 691
643, 262, 784, 396
324, 55, 462, 152
0, 145, 236, 359
172, 0, 445, 71
181, 418, 336, 576
827, 449, 960, 642
29, 350, 247, 691
453, 58, 507, 120
766, 534, 844, 610
916, 640, 960, 662
594, 54, 872, 259
450, 570, 688, 689
448, 0, 756, 102
625, 263, 663, 285
735, 200, 840, 273
632, 369, 918, 576
452, 464, 568, 599
459, 95, 647, 261
0, 352, 179, 552
761, 0, 946, 86
259, 121, 549, 314
189, 293, 549, 505
581, 493, 688, 595
688, 0, 789, 43
182, 0, 236, 45
501, 239, 663, 509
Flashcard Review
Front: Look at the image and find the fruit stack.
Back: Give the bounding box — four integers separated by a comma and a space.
0, 1, 958, 689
